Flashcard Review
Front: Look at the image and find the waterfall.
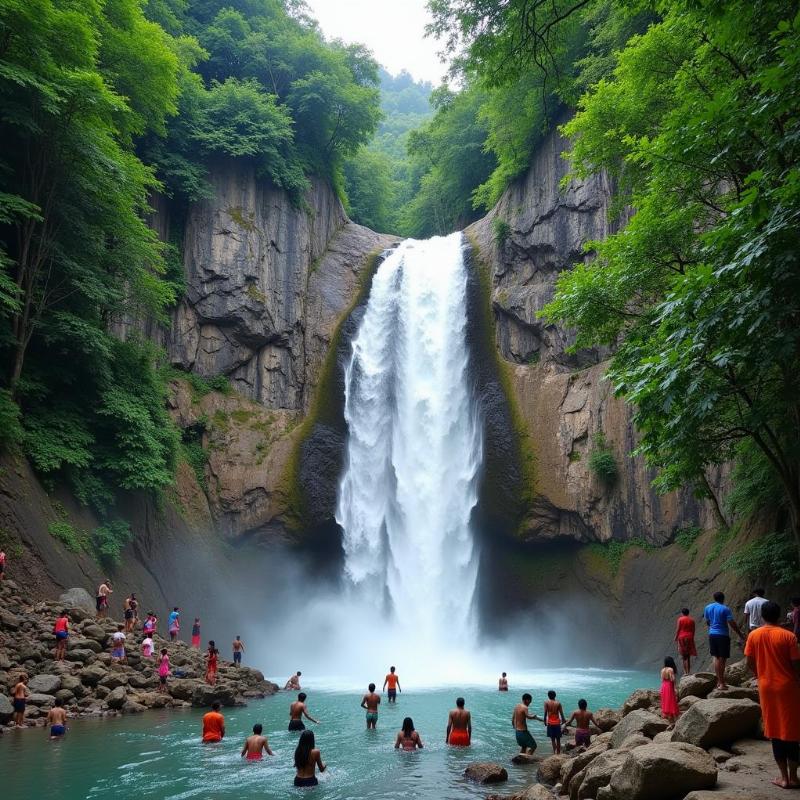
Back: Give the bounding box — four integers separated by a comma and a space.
336, 233, 482, 648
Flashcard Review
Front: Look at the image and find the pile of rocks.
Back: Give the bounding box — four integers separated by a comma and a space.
0, 580, 277, 728
482, 662, 769, 800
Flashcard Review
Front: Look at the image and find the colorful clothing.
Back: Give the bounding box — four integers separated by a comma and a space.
660, 669, 680, 717
448, 728, 470, 746
201, 710, 225, 743
676, 614, 697, 657
704, 602, 733, 636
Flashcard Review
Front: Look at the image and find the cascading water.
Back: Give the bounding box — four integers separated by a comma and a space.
336, 233, 483, 652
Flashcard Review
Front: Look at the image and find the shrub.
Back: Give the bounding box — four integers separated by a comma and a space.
48, 521, 85, 553
675, 525, 702, 551
0, 390, 23, 449
91, 520, 133, 567
589, 432, 618, 484
492, 217, 511, 246
723, 531, 799, 586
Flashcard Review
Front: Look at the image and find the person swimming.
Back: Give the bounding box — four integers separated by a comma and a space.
294, 730, 326, 787
241, 723, 273, 761
395, 717, 424, 751
361, 683, 381, 729
446, 697, 471, 746
289, 692, 319, 732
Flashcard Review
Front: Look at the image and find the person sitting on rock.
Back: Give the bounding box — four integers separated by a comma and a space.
563, 699, 602, 747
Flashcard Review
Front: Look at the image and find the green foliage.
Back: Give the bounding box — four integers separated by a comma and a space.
0, 390, 23, 448
492, 218, 511, 246
180, 420, 208, 490
723, 532, 799, 586
705, 528, 734, 567
725, 441, 784, 521
587, 536, 653, 576
48, 521, 85, 553
91, 519, 133, 567
675, 525, 702, 552
588, 432, 617, 484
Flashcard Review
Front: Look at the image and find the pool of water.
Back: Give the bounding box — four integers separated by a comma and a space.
1, 669, 655, 800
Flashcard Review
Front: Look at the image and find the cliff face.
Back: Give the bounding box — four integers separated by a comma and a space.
467, 125, 717, 545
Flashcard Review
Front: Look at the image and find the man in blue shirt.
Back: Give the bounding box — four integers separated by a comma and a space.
704, 591, 745, 689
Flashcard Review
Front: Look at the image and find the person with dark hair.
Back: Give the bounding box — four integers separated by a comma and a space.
158, 648, 170, 693
745, 601, 800, 789
205, 641, 219, 685
241, 723, 273, 760
498, 672, 508, 691
745, 588, 769, 631
232, 635, 245, 666
285, 671, 302, 690
191, 617, 201, 648
12, 674, 28, 727
294, 730, 326, 787
383, 666, 400, 703
201, 701, 225, 743
512, 692, 540, 754
563, 699, 602, 747
289, 692, 319, 732
96, 579, 112, 619
446, 697, 471, 746
395, 717, 423, 750
53, 610, 69, 661
360, 683, 381, 729
544, 690, 566, 753
704, 591, 745, 689
660, 656, 680, 724
675, 608, 697, 675
168, 607, 180, 641
47, 698, 68, 739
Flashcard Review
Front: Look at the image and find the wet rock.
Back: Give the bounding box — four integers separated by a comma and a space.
79, 664, 107, 686
678, 674, 716, 700
122, 700, 146, 714
191, 684, 236, 708
672, 699, 761, 749
28, 674, 61, 694
602, 742, 717, 800
27, 693, 55, 707
594, 708, 621, 731
511, 753, 538, 765
465, 762, 509, 784
622, 689, 661, 716
610, 710, 669, 748
106, 686, 127, 710
537, 754, 569, 785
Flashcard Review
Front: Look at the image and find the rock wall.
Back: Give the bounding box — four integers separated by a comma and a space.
467, 124, 717, 545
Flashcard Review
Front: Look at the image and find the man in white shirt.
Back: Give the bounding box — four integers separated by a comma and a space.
744, 588, 769, 630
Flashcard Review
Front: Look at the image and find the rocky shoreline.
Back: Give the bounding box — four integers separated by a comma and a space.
476, 665, 772, 800
0, 579, 277, 727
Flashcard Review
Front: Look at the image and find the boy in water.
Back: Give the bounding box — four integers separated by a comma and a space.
383, 666, 401, 703
512, 693, 541, 755
544, 690, 566, 754
47, 698, 68, 739
498, 672, 509, 691
446, 697, 472, 746
285, 671, 302, 690
563, 699, 603, 747
361, 682, 381, 729
12, 674, 28, 727
241, 723, 273, 760
289, 692, 320, 731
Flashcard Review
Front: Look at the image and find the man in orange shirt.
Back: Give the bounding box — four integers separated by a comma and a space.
201, 701, 226, 743
383, 666, 401, 703
745, 601, 800, 789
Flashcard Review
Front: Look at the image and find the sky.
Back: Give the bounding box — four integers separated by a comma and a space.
304, 0, 448, 85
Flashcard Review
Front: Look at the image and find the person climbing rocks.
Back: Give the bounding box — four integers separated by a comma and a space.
361, 683, 381, 729
53, 610, 69, 661
383, 666, 400, 703
168, 607, 180, 641
704, 591, 745, 689
512, 693, 540, 754
675, 608, 697, 674
446, 697, 471, 746
241, 723, 273, 760
201, 701, 225, 743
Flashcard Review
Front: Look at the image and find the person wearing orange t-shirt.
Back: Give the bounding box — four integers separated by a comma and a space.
383, 666, 401, 703
745, 601, 800, 790
201, 702, 226, 743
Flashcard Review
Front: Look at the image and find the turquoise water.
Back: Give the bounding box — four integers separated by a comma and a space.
1, 670, 655, 800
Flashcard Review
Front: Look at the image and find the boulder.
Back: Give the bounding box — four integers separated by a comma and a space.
106, 685, 127, 710
59, 675, 82, 693
27, 693, 55, 707
618, 734, 652, 750
571, 749, 630, 800
679, 695, 701, 712
167, 679, 199, 701
128, 674, 155, 690
537, 754, 569, 785
678, 674, 716, 700
724, 659, 752, 687
511, 753, 538, 765
594, 708, 621, 732
610, 710, 669, 748
465, 762, 509, 784
603, 742, 717, 800
131, 692, 170, 709
79, 664, 107, 686
652, 730, 673, 744
561, 741, 611, 792
708, 686, 759, 702
191, 683, 236, 707
99, 673, 128, 689
0, 694, 13, 723
68, 637, 102, 653
622, 689, 661, 716
122, 700, 147, 714
58, 588, 95, 614
27, 674, 61, 694
672, 699, 761, 749
684, 792, 776, 800
54, 689, 75, 704
81, 624, 108, 643
66, 649, 96, 664
521, 787, 554, 800
707, 747, 731, 763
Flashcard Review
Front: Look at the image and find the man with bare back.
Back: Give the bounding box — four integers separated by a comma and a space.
361, 682, 381, 729
446, 697, 472, 746
513, 693, 541, 755
289, 691, 319, 732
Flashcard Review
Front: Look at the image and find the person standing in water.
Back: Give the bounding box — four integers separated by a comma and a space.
675, 608, 697, 674
294, 730, 326, 787
395, 717, 424, 750
232, 635, 245, 666
563, 699, 602, 747
498, 672, 509, 691
660, 656, 680, 724
361, 683, 381, 729
383, 666, 401, 703
285, 671, 302, 690
191, 617, 201, 648
168, 607, 180, 641
12, 674, 28, 727
201, 701, 225, 743
53, 610, 69, 661
446, 697, 471, 746
512, 693, 541, 755
289, 692, 320, 731
241, 723, 274, 760
46, 698, 68, 740
544, 690, 566, 754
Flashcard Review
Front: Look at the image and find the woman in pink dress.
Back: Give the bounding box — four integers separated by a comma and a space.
660, 656, 680, 724
158, 649, 171, 694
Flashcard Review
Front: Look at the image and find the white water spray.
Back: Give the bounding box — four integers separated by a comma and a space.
336, 233, 483, 653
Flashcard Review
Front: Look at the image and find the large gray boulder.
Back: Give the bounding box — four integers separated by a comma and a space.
571, 749, 630, 800
602, 742, 717, 800
561, 740, 611, 792
708, 686, 759, 702
106, 685, 127, 710
621, 689, 661, 716
58, 588, 95, 617
594, 708, 621, 731
672, 699, 761, 749
79, 664, 108, 686
27, 674, 61, 694
27, 692, 55, 707
610, 709, 669, 748
724, 659, 752, 687
191, 683, 236, 707
464, 762, 508, 784
537, 754, 569, 785
678, 673, 716, 700
0, 694, 13, 723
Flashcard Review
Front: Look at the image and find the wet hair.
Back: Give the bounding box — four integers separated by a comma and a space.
402, 717, 415, 736
761, 601, 781, 624
664, 656, 678, 671
54, 698, 63, 707
253, 723, 262, 734
208, 640, 215, 647
502, 672, 507, 677
713, 591, 725, 603
390, 666, 395, 672
298, 692, 307, 702
681, 608, 690, 615
547, 690, 556, 700
753, 588, 764, 597
522, 693, 532, 703
211, 702, 221, 711
578, 699, 587, 710
297, 671, 302, 676
369, 683, 375, 692
294, 730, 316, 770
456, 697, 465, 708
236, 635, 241, 640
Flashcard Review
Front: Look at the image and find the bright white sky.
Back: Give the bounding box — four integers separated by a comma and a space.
304, 0, 448, 85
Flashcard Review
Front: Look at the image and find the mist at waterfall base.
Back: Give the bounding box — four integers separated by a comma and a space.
236, 235, 626, 688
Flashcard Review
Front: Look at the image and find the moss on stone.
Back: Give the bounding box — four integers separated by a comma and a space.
227, 206, 256, 232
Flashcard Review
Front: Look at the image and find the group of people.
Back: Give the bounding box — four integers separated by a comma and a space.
667, 590, 800, 790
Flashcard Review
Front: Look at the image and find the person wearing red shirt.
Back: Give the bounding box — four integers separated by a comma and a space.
675, 608, 697, 674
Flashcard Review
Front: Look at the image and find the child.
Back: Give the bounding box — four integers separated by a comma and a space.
563, 699, 602, 747
143, 612, 156, 637
191, 617, 201, 648
660, 656, 680, 724
111, 624, 127, 663
141, 635, 154, 658
205, 641, 219, 685
544, 690, 566, 754
158, 648, 171, 693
